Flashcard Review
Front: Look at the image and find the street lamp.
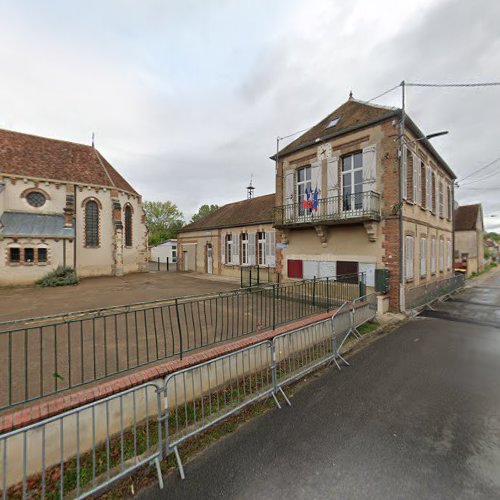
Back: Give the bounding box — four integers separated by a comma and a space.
397, 130, 449, 145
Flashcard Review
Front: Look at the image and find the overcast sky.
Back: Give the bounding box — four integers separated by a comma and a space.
1, 0, 499, 229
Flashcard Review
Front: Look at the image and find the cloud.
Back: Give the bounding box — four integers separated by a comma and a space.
0, 0, 499, 225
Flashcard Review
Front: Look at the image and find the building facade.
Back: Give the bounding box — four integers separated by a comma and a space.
454, 203, 484, 275
272, 96, 456, 311
177, 194, 278, 279
150, 239, 177, 263
0, 129, 148, 285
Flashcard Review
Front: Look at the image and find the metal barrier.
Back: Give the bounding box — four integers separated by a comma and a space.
163, 341, 276, 479
1, 294, 381, 496
405, 274, 465, 311
352, 293, 378, 333
0, 273, 365, 411
0, 382, 164, 499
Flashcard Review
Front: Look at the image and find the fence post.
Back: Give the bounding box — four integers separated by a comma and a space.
312, 276, 316, 307
326, 276, 330, 311
175, 298, 183, 360
166, 257, 169, 272
272, 283, 276, 330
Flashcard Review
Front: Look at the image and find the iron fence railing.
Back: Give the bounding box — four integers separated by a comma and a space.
0, 273, 365, 411
1, 293, 379, 498
405, 274, 465, 310
274, 191, 381, 227
240, 265, 279, 288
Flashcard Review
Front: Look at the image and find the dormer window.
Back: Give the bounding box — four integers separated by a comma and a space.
327, 117, 340, 128
26, 191, 46, 208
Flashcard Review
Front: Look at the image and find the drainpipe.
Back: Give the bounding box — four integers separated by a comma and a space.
73, 184, 77, 272
399, 81, 406, 312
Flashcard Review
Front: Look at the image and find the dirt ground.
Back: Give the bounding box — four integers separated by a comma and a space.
0, 270, 239, 322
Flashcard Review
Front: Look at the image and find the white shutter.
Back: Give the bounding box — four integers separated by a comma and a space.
220, 234, 225, 264
359, 263, 376, 287
426, 166, 432, 208
311, 161, 322, 193
362, 145, 377, 192
248, 231, 256, 265
412, 153, 418, 202
232, 233, 239, 265
284, 171, 294, 205
303, 260, 319, 279
319, 261, 336, 278
327, 157, 339, 197
431, 238, 436, 273
266, 231, 276, 267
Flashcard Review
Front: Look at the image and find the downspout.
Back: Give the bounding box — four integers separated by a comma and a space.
73, 184, 77, 272
399, 81, 406, 312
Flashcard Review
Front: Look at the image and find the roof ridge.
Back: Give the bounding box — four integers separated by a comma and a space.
0, 127, 93, 150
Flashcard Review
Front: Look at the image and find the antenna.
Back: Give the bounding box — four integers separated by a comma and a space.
246, 174, 255, 199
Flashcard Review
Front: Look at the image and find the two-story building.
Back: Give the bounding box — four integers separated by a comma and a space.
0, 128, 148, 285
272, 95, 456, 312
454, 203, 485, 275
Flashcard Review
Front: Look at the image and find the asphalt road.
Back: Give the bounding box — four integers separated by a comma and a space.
139, 269, 500, 500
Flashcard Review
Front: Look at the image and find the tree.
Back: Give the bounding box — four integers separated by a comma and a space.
485, 231, 500, 242
191, 204, 220, 223
143, 201, 184, 247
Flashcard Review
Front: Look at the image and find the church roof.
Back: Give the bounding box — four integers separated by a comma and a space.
0, 128, 137, 194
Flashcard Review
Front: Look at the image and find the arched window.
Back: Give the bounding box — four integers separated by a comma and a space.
124, 204, 133, 247
85, 200, 99, 247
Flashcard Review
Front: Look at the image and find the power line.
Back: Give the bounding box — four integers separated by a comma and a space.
367, 83, 401, 102
458, 155, 500, 183
278, 126, 311, 141
406, 81, 500, 88
460, 169, 500, 187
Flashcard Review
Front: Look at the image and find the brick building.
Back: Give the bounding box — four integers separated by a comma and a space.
177, 194, 278, 278
0, 128, 148, 285
272, 96, 456, 311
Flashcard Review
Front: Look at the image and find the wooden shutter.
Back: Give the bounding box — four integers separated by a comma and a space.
311, 161, 322, 193
327, 157, 339, 197
232, 233, 239, 265
287, 259, 303, 279
362, 145, 377, 192
402, 147, 407, 199
266, 231, 276, 267
221, 234, 225, 264
284, 171, 294, 205
248, 231, 256, 265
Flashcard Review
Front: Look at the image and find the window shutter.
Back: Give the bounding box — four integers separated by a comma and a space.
232, 233, 239, 265
311, 161, 322, 193
221, 234, 225, 264
402, 148, 407, 199
412, 153, 418, 202
266, 231, 276, 267
284, 171, 294, 205
426, 166, 432, 208
248, 231, 256, 265
327, 157, 339, 197
362, 145, 377, 192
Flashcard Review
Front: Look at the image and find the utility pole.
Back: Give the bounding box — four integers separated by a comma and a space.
399, 81, 406, 312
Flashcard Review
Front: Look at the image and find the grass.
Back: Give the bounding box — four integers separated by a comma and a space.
470, 262, 497, 278
4, 321, 380, 499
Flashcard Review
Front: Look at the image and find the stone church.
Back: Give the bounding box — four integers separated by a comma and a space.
0, 128, 148, 285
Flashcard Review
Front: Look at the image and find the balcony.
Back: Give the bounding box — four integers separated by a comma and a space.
274, 191, 381, 229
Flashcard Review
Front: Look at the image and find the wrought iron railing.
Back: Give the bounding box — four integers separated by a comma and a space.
274, 191, 381, 226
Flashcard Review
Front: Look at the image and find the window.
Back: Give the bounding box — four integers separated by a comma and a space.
438, 179, 444, 217
26, 191, 46, 208
447, 240, 452, 270
439, 238, 444, 272
9, 248, 20, 263
431, 238, 436, 274
327, 117, 340, 128
257, 232, 266, 266
24, 248, 34, 263
342, 152, 363, 210
420, 237, 427, 277
225, 234, 232, 264
297, 166, 312, 216
171, 245, 177, 263
288, 259, 303, 279
124, 205, 133, 247
38, 248, 47, 263
241, 233, 249, 265
405, 235, 414, 280
420, 162, 426, 207
85, 200, 99, 247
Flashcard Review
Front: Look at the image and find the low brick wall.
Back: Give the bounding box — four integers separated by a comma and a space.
0, 310, 335, 434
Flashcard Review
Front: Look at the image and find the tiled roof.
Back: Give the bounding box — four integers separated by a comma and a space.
275, 99, 398, 158
455, 204, 482, 231
0, 128, 137, 194
0, 212, 75, 238
180, 194, 275, 232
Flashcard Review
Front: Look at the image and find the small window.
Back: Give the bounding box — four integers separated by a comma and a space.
405, 235, 414, 280
85, 200, 99, 247
26, 191, 46, 208
420, 237, 427, 277
257, 232, 266, 266
225, 234, 232, 264
38, 248, 47, 263
24, 248, 34, 263
241, 233, 249, 265
327, 117, 340, 128
9, 248, 20, 263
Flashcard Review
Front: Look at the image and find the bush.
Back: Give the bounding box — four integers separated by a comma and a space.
36, 266, 79, 287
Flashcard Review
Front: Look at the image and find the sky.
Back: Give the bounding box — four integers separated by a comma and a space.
1, 0, 499, 230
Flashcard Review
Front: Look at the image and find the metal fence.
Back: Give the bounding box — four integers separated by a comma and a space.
0, 382, 164, 499
0, 274, 365, 411
240, 265, 279, 288
0, 292, 379, 498
148, 258, 176, 272
405, 274, 465, 311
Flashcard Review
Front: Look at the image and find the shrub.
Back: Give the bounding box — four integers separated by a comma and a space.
36, 266, 79, 287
